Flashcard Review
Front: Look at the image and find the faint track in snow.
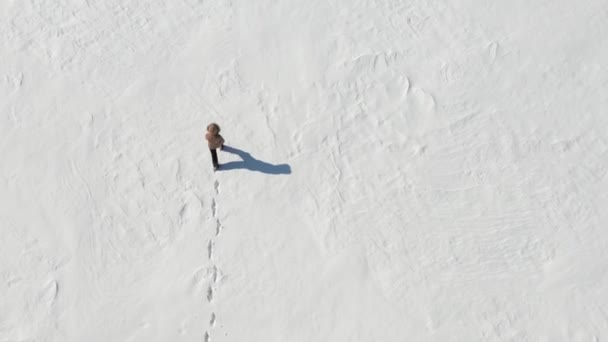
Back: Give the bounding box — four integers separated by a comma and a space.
7, 0, 205, 76
257, 88, 279, 147
205, 179, 222, 340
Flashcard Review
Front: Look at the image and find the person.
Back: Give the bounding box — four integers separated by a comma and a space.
205, 123, 225, 171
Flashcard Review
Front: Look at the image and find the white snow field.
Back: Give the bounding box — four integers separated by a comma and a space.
2, 0, 608, 341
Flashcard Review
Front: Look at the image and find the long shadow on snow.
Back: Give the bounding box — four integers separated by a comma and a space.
219, 145, 291, 175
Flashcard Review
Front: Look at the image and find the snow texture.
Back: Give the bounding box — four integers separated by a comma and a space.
2, 0, 608, 341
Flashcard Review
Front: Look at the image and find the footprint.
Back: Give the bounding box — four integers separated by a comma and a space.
213, 180, 219, 194
178, 203, 188, 221
204, 331, 210, 342
207, 240, 214, 259
211, 266, 219, 283
207, 285, 213, 302
215, 219, 222, 236
211, 199, 217, 218
210, 313, 216, 326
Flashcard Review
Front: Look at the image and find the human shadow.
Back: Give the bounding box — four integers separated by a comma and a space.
219, 145, 291, 175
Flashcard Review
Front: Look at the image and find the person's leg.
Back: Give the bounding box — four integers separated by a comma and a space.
210, 149, 218, 168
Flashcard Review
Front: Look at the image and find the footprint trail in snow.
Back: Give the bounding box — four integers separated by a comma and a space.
205, 179, 223, 341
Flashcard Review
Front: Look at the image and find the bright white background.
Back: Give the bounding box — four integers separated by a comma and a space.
1, 0, 608, 341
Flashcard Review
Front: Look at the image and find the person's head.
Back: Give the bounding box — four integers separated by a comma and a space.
207, 123, 220, 135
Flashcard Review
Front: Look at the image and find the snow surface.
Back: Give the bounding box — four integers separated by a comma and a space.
2, 0, 608, 341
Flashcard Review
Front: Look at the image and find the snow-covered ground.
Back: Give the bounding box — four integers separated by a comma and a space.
2, 0, 608, 341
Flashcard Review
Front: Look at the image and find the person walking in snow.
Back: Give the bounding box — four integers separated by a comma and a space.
205, 123, 225, 171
